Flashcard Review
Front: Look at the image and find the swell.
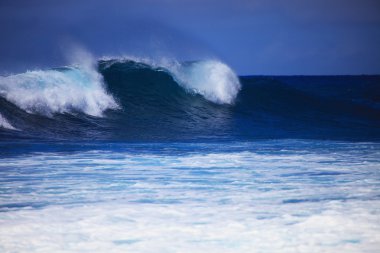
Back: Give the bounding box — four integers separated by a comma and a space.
234, 76, 380, 140
0, 58, 379, 141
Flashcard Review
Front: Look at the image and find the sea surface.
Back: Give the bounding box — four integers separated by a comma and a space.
0, 58, 379, 252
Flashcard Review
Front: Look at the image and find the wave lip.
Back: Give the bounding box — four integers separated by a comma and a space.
0, 66, 118, 117
169, 60, 241, 104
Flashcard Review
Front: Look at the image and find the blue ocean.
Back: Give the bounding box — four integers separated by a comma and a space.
0, 57, 379, 252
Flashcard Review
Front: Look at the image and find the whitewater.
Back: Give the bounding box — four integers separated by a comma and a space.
1, 53, 380, 253
1, 141, 379, 253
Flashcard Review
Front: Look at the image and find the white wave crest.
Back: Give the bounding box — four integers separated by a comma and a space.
0, 53, 118, 117
0, 113, 16, 130
169, 60, 241, 104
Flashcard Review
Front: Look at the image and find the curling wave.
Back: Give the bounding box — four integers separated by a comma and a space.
100, 57, 241, 104
0, 57, 379, 141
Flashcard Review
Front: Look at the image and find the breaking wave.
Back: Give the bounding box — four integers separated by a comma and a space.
0, 55, 379, 141
159, 59, 241, 104
0, 61, 118, 117
100, 56, 241, 104
0, 57, 240, 119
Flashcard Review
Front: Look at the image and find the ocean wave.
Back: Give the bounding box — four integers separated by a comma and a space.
0, 56, 239, 120
0, 55, 379, 141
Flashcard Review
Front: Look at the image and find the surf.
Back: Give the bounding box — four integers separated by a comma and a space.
0, 55, 379, 141
0, 57, 240, 117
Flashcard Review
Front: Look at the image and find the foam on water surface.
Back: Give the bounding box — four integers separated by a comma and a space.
0, 141, 379, 252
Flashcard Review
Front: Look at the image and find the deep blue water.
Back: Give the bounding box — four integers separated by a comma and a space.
0, 59, 379, 252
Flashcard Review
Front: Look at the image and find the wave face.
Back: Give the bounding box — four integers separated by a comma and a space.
0, 58, 379, 141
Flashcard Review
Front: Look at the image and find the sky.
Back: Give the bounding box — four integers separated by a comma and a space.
0, 0, 380, 75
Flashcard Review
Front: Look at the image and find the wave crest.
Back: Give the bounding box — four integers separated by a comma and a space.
169, 60, 241, 104
0, 66, 118, 117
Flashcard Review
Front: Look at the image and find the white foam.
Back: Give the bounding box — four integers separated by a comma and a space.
0, 50, 118, 117
168, 60, 241, 104
1, 142, 379, 252
0, 201, 379, 253
0, 112, 16, 130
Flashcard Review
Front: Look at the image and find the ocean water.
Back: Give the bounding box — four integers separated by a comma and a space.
0, 57, 380, 252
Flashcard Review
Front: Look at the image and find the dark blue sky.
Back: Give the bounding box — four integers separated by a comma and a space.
1, 0, 380, 75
